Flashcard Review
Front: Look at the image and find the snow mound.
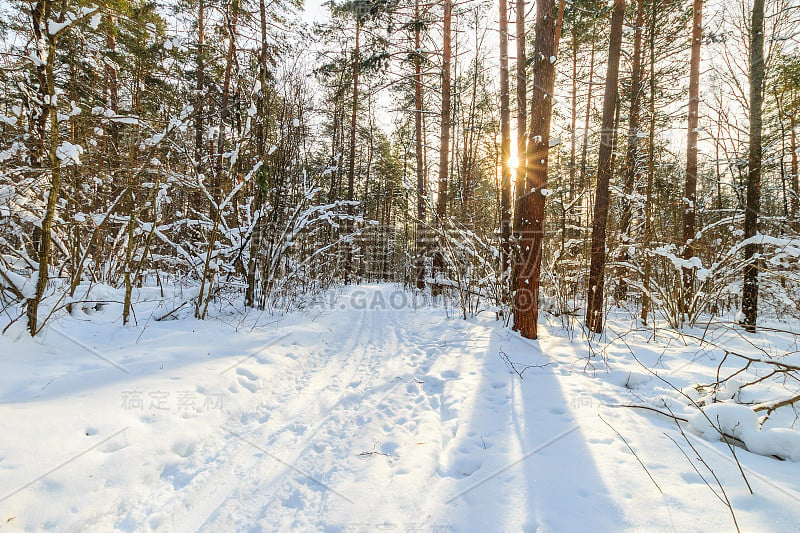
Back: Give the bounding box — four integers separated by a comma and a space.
690, 402, 800, 461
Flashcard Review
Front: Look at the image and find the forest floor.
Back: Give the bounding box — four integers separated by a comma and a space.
2, 284, 800, 532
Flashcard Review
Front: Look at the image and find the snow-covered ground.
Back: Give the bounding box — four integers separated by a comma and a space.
2, 284, 800, 532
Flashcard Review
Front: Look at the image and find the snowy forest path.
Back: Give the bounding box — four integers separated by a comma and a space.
134, 285, 532, 531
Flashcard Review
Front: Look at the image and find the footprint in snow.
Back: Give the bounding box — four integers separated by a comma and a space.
381, 441, 400, 455
422, 376, 444, 394
161, 462, 193, 489
235, 367, 259, 381
171, 439, 196, 458
99, 436, 129, 454
237, 376, 260, 393
282, 490, 306, 510
441, 455, 482, 478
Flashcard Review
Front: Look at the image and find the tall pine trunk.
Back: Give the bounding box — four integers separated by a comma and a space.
345, 20, 361, 284
194, 0, 205, 165
432, 0, 451, 295
499, 0, 512, 277
790, 114, 798, 221
414, 0, 426, 289
569, 37, 578, 204
641, 0, 658, 324
616, 0, 644, 303
681, 0, 703, 319
579, 41, 595, 230
27, 0, 62, 336
513, 0, 526, 235
245, 0, 270, 307
585, 0, 625, 334
512, 0, 556, 339
741, 0, 765, 333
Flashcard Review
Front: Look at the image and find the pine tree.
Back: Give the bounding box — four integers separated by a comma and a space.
585, 0, 625, 334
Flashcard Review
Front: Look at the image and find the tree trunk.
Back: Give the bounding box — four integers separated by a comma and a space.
569, 37, 578, 203
499, 0, 512, 278
345, 20, 361, 284
414, 0, 426, 289
553, 0, 566, 51
512, 0, 557, 339
245, 0, 270, 307
195, 0, 205, 164
104, 13, 119, 153
256, 0, 268, 157
641, 0, 658, 324
27, 1, 62, 336
741, 0, 764, 333
122, 190, 136, 325
513, 0, 526, 235
790, 114, 798, 221
432, 0, 451, 295
580, 40, 595, 227
214, 0, 239, 206
585, 0, 625, 334
615, 0, 644, 303
681, 0, 702, 318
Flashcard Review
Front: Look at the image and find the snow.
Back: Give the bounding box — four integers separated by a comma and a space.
652, 245, 705, 273
0, 142, 25, 163
48, 6, 97, 35
0, 264, 35, 298
691, 404, 800, 461
1, 285, 800, 531
28, 52, 44, 67
55, 141, 84, 166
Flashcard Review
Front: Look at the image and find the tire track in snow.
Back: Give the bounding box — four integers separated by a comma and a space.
107, 307, 373, 532
174, 308, 377, 531
220, 303, 453, 529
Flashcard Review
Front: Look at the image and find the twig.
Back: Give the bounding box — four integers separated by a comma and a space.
155, 299, 190, 321
599, 415, 663, 494
611, 404, 689, 423
498, 348, 553, 379
358, 442, 397, 462
664, 405, 741, 532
